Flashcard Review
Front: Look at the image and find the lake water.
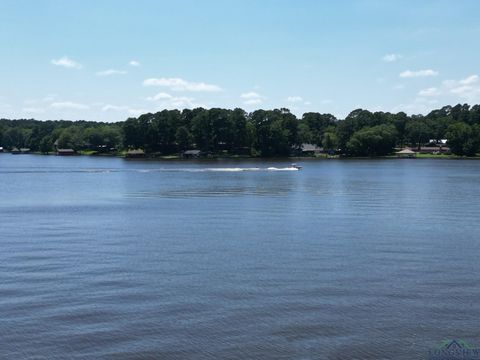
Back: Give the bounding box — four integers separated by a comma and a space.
1, 154, 480, 359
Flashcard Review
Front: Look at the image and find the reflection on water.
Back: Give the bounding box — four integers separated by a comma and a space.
1, 154, 480, 359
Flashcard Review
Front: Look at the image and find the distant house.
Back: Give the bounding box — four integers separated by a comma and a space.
126, 149, 146, 158
396, 148, 417, 158
301, 143, 323, 156
11, 147, 30, 154
428, 139, 448, 145
57, 148, 75, 156
418, 146, 450, 154
182, 149, 202, 158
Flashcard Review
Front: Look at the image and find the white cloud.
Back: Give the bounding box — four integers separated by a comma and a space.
459, 74, 479, 85
418, 87, 440, 97
101, 104, 129, 111
143, 77, 222, 92
240, 92, 263, 105
244, 99, 263, 105
50, 101, 89, 110
51, 56, 82, 69
129, 60, 140, 67
96, 69, 127, 76
442, 74, 480, 101
399, 69, 438, 78
240, 92, 261, 99
286, 96, 303, 103
450, 86, 473, 95
169, 96, 196, 108
147, 92, 173, 101
145, 90, 201, 109
382, 54, 402, 62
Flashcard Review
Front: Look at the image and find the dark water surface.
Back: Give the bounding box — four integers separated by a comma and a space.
1, 154, 480, 359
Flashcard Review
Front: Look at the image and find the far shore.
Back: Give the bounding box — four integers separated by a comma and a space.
2, 151, 480, 160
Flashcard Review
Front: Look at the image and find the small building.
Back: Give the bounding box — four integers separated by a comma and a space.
301, 143, 323, 156
428, 139, 448, 145
396, 148, 417, 158
182, 149, 202, 159
417, 146, 450, 154
20, 148, 31, 154
126, 149, 146, 158
57, 148, 75, 156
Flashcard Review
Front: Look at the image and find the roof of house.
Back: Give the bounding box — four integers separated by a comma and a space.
301, 143, 322, 151
418, 146, 450, 152
429, 139, 448, 144
127, 149, 145, 154
396, 148, 416, 154
183, 149, 201, 155
57, 148, 75, 152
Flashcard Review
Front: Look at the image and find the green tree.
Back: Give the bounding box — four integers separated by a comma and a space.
301, 112, 336, 146
322, 126, 338, 153
406, 119, 431, 149
3, 127, 25, 148
39, 135, 53, 154
230, 108, 248, 150
446, 122, 480, 156
57, 126, 85, 150
175, 126, 192, 151
346, 124, 397, 156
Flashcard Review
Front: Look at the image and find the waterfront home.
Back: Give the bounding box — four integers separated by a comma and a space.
428, 139, 448, 145
417, 146, 450, 154
57, 148, 75, 156
20, 148, 31, 154
396, 148, 417, 158
301, 143, 323, 156
182, 149, 202, 158
126, 149, 146, 158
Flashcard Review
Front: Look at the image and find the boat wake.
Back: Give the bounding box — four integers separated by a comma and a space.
0, 166, 300, 174
142, 166, 300, 172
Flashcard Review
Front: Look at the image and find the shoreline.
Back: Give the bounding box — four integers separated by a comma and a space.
2, 151, 480, 160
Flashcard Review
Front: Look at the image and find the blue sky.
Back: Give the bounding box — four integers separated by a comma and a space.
1, 0, 480, 122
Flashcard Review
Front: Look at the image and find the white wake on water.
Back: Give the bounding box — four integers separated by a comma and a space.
133, 167, 300, 173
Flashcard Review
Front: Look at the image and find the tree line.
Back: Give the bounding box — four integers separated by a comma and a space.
1, 103, 480, 157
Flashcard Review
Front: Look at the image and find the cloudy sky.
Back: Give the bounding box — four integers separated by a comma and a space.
1, 0, 480, 122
